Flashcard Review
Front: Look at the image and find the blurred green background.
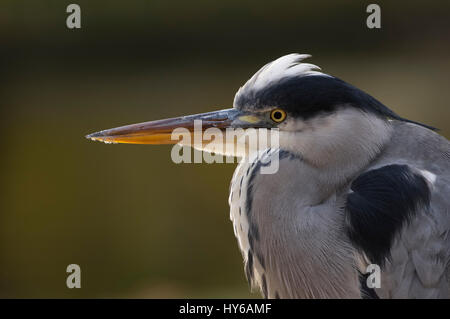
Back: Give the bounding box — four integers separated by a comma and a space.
1, 0, 449, 298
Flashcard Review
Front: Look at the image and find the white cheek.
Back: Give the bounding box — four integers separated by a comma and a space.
184, 129, 278, 158
278, 118, 306, 131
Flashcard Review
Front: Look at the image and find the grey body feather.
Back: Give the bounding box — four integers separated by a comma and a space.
367, 122, 450, 298
229, 121, 450, 298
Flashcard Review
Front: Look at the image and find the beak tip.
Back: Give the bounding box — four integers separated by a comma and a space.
85, 132, 99, 140
85, 131, 114, 143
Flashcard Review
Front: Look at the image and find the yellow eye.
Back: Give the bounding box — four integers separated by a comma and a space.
270, 108, 287, 123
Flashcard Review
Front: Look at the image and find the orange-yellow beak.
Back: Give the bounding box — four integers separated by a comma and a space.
86, 108, 246, 145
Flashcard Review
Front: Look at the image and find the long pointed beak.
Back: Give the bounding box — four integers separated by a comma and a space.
86, 108, 246, 145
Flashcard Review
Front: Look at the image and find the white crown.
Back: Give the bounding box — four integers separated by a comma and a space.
236, 54, 327, 96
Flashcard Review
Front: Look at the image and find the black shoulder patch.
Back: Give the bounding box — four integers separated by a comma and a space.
345, 164, 431, 266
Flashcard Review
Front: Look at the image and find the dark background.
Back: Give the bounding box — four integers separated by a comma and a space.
1, 1, 449, 298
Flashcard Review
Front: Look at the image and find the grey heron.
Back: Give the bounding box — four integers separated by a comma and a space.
87, 54, 450, 299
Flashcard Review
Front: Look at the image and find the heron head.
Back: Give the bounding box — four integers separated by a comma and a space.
86, 54, 411, 165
